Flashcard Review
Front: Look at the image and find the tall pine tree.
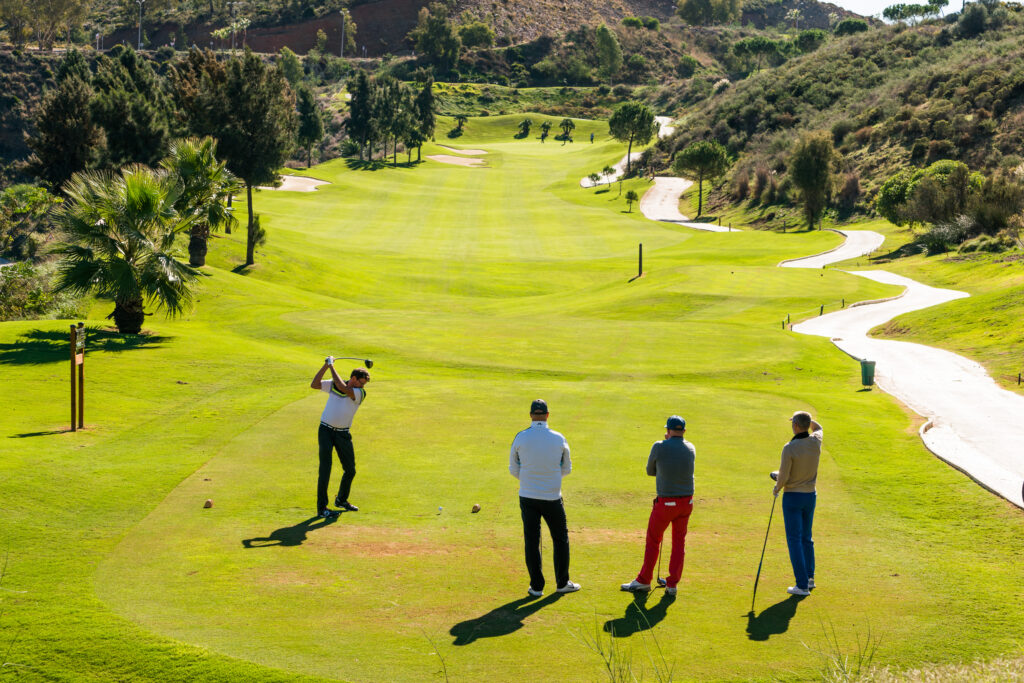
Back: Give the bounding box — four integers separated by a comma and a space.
296, 85, 324, 168
210, 49, 297, 266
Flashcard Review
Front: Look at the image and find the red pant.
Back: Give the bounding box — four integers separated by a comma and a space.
636, 496, 693, 588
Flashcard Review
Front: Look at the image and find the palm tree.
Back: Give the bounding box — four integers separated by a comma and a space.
52, 166, 199, 334
160, 137, 239, 267
517, 118, 531, 137
455, 114, 468, 131
560, 118, 576, 139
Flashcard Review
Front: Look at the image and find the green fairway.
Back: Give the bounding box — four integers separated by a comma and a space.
2, 114, 1023, 682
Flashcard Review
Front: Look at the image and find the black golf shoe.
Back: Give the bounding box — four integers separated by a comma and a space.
335, 497, 358, 512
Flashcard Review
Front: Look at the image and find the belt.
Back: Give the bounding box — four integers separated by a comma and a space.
320, 422, 350, 432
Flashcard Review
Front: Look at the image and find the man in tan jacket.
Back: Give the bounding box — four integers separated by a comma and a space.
772, 411, 822, 597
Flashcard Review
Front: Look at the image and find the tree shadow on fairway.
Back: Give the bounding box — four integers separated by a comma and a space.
0, 327, 168, 366
603, 590, 676, 638
745, 595, 805, 641
344, 159, 387, 172
450, 593, 563, 645
241, 515, 338, 548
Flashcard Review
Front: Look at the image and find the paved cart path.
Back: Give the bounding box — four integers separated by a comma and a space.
786, 230, 1024, 509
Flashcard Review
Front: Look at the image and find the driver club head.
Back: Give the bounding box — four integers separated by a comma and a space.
364, 359, 374, 369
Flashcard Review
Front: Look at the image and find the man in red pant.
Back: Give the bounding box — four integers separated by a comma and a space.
621, 416, 695, 596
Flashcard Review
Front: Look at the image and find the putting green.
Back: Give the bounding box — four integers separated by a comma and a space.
3, 114, 1023, 681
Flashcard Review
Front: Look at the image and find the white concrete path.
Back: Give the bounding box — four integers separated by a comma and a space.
788, 230, 1024, 509
580, 116, 672, 189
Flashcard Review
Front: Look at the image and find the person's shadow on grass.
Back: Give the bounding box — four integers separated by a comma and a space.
450, 593, 563, 645
745, 594, 804, 641
241, 515, 338, 548
603, 590, 676, 638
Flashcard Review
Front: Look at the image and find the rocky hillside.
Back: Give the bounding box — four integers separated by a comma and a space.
90, 0, 858, 56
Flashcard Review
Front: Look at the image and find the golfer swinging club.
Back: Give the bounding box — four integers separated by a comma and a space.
310, 357, 370, 518
509, 399, 581, 597
771, 411, 822, 596
621, 416, 695, 596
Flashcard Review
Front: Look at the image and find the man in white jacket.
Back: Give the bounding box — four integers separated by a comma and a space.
510, 399, 580, 597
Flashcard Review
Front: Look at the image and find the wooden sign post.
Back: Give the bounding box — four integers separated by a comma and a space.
70, 322, 84, 431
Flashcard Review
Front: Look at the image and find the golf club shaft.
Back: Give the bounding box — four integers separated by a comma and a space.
751, 494, 778, 613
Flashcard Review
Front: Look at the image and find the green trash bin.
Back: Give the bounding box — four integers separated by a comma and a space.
860, 359, 876, 386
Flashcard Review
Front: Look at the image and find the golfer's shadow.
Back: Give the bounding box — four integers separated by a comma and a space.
241, 515, 337, 548
450, 594, 562, 645
745, 595, 804, 641
603, 591, 676, 638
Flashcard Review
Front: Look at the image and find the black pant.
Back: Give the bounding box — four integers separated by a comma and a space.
318, 424, 355, 512
519, 496, 570, 591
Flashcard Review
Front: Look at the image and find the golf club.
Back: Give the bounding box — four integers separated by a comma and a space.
751, 491, 778, 613
657, 537, 666, 587
329, 356, 374, 368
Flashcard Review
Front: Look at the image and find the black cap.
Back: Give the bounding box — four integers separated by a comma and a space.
530, 399, 549, 414
666, 415, 686, 431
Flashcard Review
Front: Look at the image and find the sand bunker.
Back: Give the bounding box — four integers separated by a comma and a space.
437, 145, 487, 156
427, 155, 486, 167
259, 176, 330, 192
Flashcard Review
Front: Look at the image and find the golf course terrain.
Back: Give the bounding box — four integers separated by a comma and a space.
2, 114, 1023, 682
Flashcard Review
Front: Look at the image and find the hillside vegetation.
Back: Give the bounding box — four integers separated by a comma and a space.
662, 7, 1024, 211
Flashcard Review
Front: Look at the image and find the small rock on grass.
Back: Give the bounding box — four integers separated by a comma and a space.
204, 499, 213, 509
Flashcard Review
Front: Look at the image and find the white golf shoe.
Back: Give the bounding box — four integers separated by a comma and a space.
556, 581, 581, 593
620, 580, 651, 592
787, 586, 811, 596
808, 577, 815, 590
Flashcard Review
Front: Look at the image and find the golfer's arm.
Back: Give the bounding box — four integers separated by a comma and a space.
810, 420, 822, 435
327, 365, 353, 397
509, 447, 521, 479
560, 444, 571, 476
773, 452, 792, 495
310, 364, 329, 390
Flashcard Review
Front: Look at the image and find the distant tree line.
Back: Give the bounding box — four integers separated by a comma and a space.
346, 72, 435, 164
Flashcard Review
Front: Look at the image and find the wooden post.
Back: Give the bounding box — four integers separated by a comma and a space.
77, 322, 84, 429
819, 305, 824, 316
842, 298, 845, 308
639, 243, 643, 277
70, 324, 77, 432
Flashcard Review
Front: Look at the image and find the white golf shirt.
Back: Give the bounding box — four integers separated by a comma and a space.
320, 380, 364, 429
509, 421, 571, 500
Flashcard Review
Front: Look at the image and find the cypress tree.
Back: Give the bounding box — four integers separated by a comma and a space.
346, 71, 372, 160
296, 85, 324, 168
413, 77, 435, 162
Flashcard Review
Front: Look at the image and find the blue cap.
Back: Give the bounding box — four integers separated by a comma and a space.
666, 415, 686, 431
530, 399, 549, 414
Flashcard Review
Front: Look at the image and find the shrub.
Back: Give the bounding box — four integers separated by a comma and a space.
734, 170, 750, 200
834, 18, 869, 36
920, 216, 971, 253
642, 16, 660, 30
958, 233, 1015, 252
596, 83, 611, 95
677, 55, 699, 78
713, 78, 731, 94
622, 16, 644, 28
837, 172, 861, 211
957, 2, 988, 37
612, 84, 633, 97
831, 119, 856, 144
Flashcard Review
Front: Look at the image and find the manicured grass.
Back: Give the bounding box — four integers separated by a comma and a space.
2, 115, 1022, 682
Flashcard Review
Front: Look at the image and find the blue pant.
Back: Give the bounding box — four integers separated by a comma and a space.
782, 492, 816, 589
